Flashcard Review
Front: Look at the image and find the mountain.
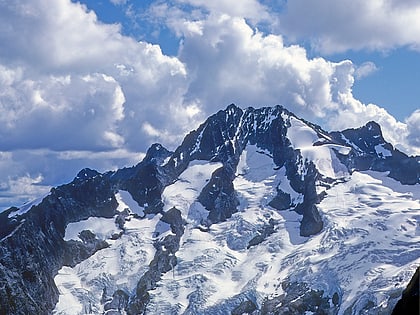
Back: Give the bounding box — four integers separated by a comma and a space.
0, 104, 419, 315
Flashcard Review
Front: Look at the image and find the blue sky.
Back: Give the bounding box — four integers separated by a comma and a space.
0, 0, 419, 208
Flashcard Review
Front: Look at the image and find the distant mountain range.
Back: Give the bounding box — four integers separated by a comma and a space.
0, 104, 419, 314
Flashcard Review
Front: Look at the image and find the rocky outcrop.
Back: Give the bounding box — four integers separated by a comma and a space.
392, 267, 419, 315
0, 169, 117, 315
247, 218, 277, 249
260, 280, 340, 315
63, 230, 110, 267
198, 166, 239, 224
330, 121, 420, 185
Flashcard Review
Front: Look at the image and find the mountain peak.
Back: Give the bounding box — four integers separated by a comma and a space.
75, 168, 100, 181
144, 143, 172, 164
1, 104, 419, 315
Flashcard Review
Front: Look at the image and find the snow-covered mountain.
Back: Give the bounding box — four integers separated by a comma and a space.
0, 104, 419, 315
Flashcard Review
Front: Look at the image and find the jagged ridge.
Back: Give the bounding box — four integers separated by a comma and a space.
0, 104, 418, 315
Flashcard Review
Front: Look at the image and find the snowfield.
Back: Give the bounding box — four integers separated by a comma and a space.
53, 146, 420, 314
146, 149, 420, 314
54, 199, 161, 314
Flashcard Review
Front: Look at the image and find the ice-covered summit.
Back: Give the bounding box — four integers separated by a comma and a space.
0, 104, 418, 314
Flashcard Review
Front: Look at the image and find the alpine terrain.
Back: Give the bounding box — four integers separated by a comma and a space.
0, 104, 419, 315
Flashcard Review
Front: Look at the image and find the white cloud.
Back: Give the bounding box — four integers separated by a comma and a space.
176, 0, 270, 22
406, 110, 420, 149
0, 0, 192, 152
178, 14, 336, 118
0, 0, 193, 207
0, 174, 50, 210
276, 0, 420, 54
110, 0, 127, 5
0, 68, 126, 151
354, 62, 378, 79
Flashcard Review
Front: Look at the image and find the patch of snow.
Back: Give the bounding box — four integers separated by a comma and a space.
116, 190, 144, 216
286, 117, 350, 178
162, 160, 222, 222
64, 217, 120, 241
7, 193, 49, 218
234, 146, 278, 215
161, 155, 171, 166
53, 267, 84, 315
154, 220, 171, 238
190, 127, 206, 156
374, 144, 392, 157
287, 117, 319, 149
300, 145, 349, 178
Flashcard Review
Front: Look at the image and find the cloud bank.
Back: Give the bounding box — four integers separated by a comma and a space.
277, 0, 420, 54
0, 0, 418, 208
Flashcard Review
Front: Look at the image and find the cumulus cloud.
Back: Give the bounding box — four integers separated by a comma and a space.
0, 0, 194, 150
406, 110, 420, 149
0, 69, 125, 151
354, 62, 378, 79
276, 0, 420, 54
178, 14, 338, 118
0, 0, 193, 207
110, 0, 127, 5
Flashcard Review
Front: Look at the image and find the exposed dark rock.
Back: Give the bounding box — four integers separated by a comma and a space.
231, 299, 258, 315
269, 189, 292, 210
330, 122, 420, 185
260, 280, 340, 315
0, 207, 22, 240
292, 162, 324, 236
247, 218, 277, 249
62, 230, 110, 267
198, 167, 239, 223
161, 206, 185, 236
392, 267, 419, 315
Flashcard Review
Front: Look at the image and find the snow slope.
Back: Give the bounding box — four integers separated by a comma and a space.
53, 143, 420, 314
286, 116, 351, 178
146, 149, 420, 314
54, 199, 160, 314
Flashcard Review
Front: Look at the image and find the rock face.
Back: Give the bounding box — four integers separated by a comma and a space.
0, 104, 419, 315
391, 267, 419, 315
0, 169, 117, 314
330, 121, 420, 184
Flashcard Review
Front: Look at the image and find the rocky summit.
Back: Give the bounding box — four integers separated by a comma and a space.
0, 104, 419, 315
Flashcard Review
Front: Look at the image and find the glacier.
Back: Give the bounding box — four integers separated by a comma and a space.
54, 147, 419, 314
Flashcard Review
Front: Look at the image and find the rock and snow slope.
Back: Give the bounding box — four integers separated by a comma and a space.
0, 104, 419, 314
